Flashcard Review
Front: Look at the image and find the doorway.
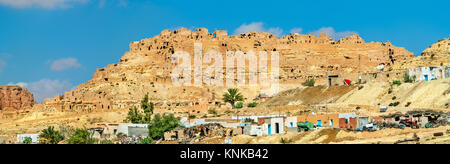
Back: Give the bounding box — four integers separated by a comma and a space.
275, 123, 280, 134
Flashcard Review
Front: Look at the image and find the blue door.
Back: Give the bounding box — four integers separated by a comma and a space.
290, 122, 293, 127
268, 124, 271, 135
317, 120, 322, 127
330, 119, 333, 127
424, 75, 428, 81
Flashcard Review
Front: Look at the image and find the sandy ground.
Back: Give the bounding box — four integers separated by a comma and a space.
171, 126, 450, 144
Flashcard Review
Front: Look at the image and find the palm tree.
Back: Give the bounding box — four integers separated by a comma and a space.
40, 126, 65, 144
222, 88, 244, 109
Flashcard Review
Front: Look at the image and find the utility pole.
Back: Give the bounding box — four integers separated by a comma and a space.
358, 54, 361, 85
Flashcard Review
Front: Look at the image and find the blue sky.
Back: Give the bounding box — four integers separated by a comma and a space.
0, 0, 449, 102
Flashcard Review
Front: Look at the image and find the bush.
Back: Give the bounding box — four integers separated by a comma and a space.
234, 102, 243, 109
280, 137, 292, 144
68, 128, 96, 144
99, 139, 114, 144
139, 137, 153, 144
388, 88, 393, 94
244, 118, 256, 123
405, 102, 412, 107
358, 86, 364, 90
392, 80, 401, 86
403, 73, 415, 83
356, 106, 361, 110
23, 137, 32, 144
189, 115, 196, 119
208, 108, 217, 115
392, 96, 397, 100
247, 102, 258, 108
389, 101, 400, 107
302, 79, 315, 87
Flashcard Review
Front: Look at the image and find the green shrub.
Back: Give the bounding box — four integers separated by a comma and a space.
244, 118, 256, 123
392, 80, 401, 85
389, 101, 400, 107
302, 79, 315, 87
247, 102, 258, 108
356, 106, 361, 110
139, 137, 153, 144
392, 96, 397, 100
99, 139, 114, 144
208, 108, 217, 115
388, 88, 393, 94
68, 128, 96, 144
405, 102, 412, 107
358, 86, 364, 90
280, 137, 292, 144
403, 73, 415, 83
23, 137, 32, 144
234, 102, 244, 109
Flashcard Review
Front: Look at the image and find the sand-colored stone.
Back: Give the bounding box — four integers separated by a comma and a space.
42, 28, 414, 114
0, 86, 35, 111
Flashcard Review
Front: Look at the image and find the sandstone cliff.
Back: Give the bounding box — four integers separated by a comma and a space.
0, 86, 35, 110
43, 28, 415, 113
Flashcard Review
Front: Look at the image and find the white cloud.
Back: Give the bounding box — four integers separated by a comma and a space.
234, 22, 284, 37
8, 79, 73, 103
308, 27, 356, 40
289, 28, 303, 34
0, 0, 89, 9
98, 0, 128, 8
50, 57, 81, 71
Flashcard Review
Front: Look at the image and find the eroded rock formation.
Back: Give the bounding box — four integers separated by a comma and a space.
0, 86, 35, 110
43, 28, 415, 114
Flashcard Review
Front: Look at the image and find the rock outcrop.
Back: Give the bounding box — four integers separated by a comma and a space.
0, 86, 35, 110
394, 38, 450, 69
43, 28, 415, 114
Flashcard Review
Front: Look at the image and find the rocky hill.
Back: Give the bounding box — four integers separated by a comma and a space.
394, 38, 450, 69
0, 86, 35, 111
43, 28, 415, 114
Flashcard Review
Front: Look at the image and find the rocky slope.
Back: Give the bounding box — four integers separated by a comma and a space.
43, 28, 415, 113
394, 38, 450, 69
0, 86, 35, 111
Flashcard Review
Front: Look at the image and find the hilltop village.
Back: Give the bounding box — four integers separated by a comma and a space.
0, 28, 449, 144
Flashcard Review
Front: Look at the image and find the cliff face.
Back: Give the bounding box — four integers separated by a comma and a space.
0, 86, 35, 110
43, 28, 415, 114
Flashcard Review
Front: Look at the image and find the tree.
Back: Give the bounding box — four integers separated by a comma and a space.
124, 94, 154, 124
124, 106, 144, 123
23, 137, 32, 144
222, 88, 244, 108
40, 126, 64, 144
68, 128, 96, 144
148, 113, 181, 140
